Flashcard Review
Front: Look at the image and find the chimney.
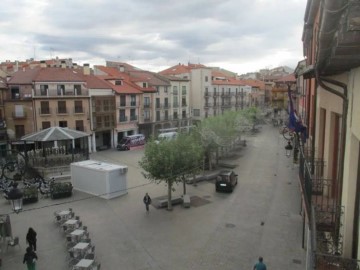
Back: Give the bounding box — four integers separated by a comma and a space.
14, 61, 19, 72
6, 75, 11, 81
119, 65, 125, 72
61, 60, 66, 69
83, 63, 90, 75
40, 60, 46, 68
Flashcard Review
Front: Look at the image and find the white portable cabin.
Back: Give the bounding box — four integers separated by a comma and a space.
71, 160, 128, 199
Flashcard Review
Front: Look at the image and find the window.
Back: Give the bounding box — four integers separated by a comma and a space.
164, 98, 169, 108
14, 105, 24, 118
57, 101, 67, 114
120, 95, 126, 106
59, 121, 67, 127
96, 100, 102, 112
182, 110, 186, 118
144, 97, 150, 108
205, 76, 208, 82
193, 109, 200, 117
40, 85, 48, 96
182, 97, 186, 107
173, 86, 178, 95
115, 80, 122, 85
173, 96, 178, 107
40, 101, 50, 114
156, 111, 160, 121
103, 100, 110, 111
130, 95, 136, 106
104, 115, 110, 127
144, 110, 150, 121
119, 109, 126, 122
57, 85, 65, 96
96, 116, 102, 128
142, 82, 147, 88
11, 87, 20, 99
164, 110, 169, 120
182, 86, 186, 95
164, 86, 168, 93
15, 125, 25, 139
156, 98, 160, 109
42, 121, 51, 130
173, 110, 178, 119
75, 120, 84, 131
130, 109, 137, 121
74, 85, 82, 95
74, 101, 83, 113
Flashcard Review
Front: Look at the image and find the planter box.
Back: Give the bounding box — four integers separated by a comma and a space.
50, 182, 73, 199
22, 187, 39, 204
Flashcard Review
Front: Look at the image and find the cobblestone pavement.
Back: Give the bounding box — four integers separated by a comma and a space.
0, 124, 305, 269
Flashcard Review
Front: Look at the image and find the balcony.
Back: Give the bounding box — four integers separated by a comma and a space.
204, 92, 211, 97
39, 108, 51, 115
155, 104, 162, 109
143, 117, 151, 122
130, 115, 137, 121
144, 103, 151, 108
181, 103, 187, 107
130, 101, 136, 107
164, 103, 169, 109
298, 148, 360, 270
119, 116, 128, 123
173, 102, 179, 108
33, 88, 89, 97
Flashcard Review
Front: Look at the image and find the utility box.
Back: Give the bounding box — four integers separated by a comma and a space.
71, 160, 128, 199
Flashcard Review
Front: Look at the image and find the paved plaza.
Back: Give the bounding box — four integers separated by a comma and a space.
0, 124, 306, 269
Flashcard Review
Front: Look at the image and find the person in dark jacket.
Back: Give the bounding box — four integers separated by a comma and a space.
23, 246, 38, 270
26, 227, 37, 251
143, 193, 152, 213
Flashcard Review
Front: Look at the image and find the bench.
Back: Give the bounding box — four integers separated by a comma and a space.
182, 194, 191, 208
157, 196, 183, 208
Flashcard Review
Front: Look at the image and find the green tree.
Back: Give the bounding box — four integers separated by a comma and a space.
139, 133, 203, 211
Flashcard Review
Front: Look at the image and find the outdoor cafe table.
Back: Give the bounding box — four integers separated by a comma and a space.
74, 259, 94, 269
72, 242, 90, 257
70, 229, 85, 241
57, 210, 71, 220
64, 219, 78, 228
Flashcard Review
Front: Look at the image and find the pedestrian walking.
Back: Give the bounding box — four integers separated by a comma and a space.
143, 193, 152, 213
23, 246, 38, 270
26, 227, 37, 251
253, 256, 267, 270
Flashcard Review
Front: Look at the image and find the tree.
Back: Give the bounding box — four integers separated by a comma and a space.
139, 133, 203, 211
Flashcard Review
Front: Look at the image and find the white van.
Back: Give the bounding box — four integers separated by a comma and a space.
155, 132, 178, 143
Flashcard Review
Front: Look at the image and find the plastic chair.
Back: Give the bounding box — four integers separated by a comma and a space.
82, 226, 88, 232
75, 216, 80, 221
7, 236, 20, 250
85, 253, 95, 260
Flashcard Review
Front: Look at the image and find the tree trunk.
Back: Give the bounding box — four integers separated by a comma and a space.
167, 182, 172, 211
183, 177, 187, 195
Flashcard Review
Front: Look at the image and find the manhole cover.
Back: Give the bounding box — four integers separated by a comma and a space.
225, 223, 236, 228
292, 259, 302, 264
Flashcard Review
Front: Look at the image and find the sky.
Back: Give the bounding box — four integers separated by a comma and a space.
0, 0, 307, 75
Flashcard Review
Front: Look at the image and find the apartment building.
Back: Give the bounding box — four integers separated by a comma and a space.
0, 77, 7, 153
299, 0, 360, 268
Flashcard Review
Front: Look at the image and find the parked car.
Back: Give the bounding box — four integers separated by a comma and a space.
215, 170, 238, 192
117, 134, 145, 151
155, 132, 178, 144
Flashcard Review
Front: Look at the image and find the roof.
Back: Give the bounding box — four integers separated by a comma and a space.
159, 63, 207, 76
128, 71, 170, 87
7, 67, 41, 84
21, 127, 89, 142
0, 77, 7, 88
275, 73, 296, 83
34, 68, 85, 82
81, 74, 112, 89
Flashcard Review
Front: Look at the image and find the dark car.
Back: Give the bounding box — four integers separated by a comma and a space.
215, 170, 238, 192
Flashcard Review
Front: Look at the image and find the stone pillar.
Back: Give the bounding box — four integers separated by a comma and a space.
92, 133, 97, 152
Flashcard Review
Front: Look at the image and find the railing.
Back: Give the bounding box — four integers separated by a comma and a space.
144, 103, 151, 108
56, 108, 68, 114
74, 107, 84, 114
173, 103, 179, 108
39, 108, 51, 115
300, 148, 360, 269
33, 88, 89, 97
119, 116, 128, 122
130, 115, 137, 121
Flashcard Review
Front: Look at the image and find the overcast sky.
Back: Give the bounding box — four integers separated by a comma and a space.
0, 0, 306, 74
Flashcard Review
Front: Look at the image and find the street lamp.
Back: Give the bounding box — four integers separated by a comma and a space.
7, 183, 23, 213
285, 141, 293, 158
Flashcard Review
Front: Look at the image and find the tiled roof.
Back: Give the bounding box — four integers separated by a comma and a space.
0, 77, 7, 88
34, 68, 85, 82
212, 77, 245, 86
240, 79, 266, 90
80, 74, 112, 89
159, 64, 192, 75
97, 75, 143, 94
275, 73, 296, 83
7, 67, 41, 84
129, 71, 170, 86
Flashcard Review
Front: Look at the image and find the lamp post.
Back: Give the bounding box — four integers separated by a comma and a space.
285, 141, 293, 158
7, 183, 23, 213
